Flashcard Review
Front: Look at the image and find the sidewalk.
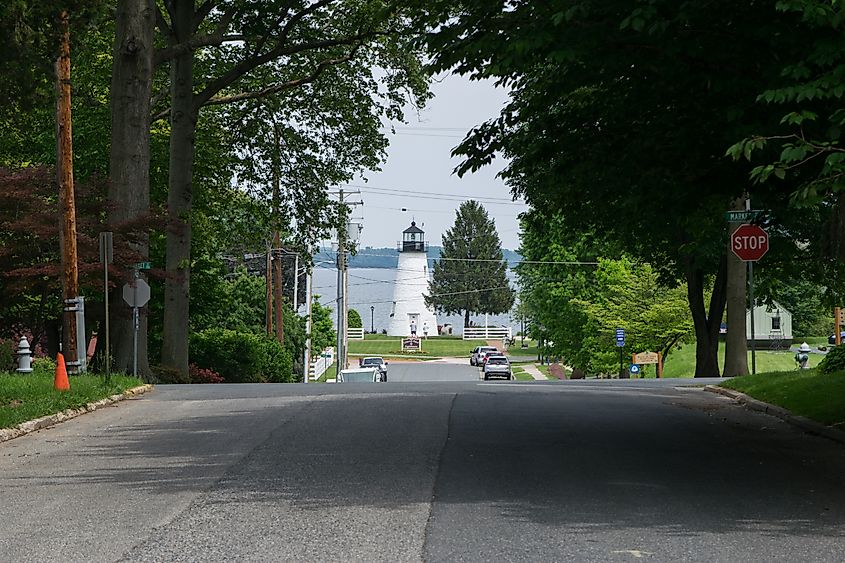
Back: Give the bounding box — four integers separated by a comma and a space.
520, 364, 546, 381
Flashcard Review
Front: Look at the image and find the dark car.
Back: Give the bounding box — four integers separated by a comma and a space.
828, 332, 845, 345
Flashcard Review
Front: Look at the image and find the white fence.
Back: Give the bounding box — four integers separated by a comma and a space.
309, 347, 334, 380
347, 327, 365, 340
462, 326, 513, 341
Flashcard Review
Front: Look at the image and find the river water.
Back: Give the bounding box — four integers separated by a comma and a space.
310, 267, 519, 335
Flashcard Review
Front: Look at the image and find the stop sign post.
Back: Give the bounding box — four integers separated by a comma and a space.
731, 223, 769, 262
729, 222, 768, 376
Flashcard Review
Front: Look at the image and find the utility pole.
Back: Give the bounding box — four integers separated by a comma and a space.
265, 243, 273, 336
56, 10, 84, 373
336, 189, 347, 372
303, 263, 313, 384
271, 122, 284, 345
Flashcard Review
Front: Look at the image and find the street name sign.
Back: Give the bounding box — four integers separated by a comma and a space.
730, 224, 769, 262
725, 210, 762, 222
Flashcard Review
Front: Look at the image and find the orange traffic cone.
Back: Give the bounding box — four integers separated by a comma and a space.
54, 352, 70, 391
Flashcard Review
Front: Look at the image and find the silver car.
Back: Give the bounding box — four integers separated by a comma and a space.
471, 346, 499, 366
483, 355, 512, 380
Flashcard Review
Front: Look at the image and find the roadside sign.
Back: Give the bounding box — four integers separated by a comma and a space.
730, 223, 769, 262
629, 364, 641, 375
633, 351, 659, 364
122, 279, 151, 308
615, 328, 625, 347
725, 210, 762, 222
134, 261, 152, 270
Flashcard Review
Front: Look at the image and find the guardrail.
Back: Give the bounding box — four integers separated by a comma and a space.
462, 326, 513, 340
309, 347, 334, 380
347, 327, 365, 340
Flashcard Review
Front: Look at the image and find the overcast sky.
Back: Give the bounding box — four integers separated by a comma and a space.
344, 74, 528, 251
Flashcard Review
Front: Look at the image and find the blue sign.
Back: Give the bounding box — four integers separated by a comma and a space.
615, 328, 625, 347
629, 364, 641, 375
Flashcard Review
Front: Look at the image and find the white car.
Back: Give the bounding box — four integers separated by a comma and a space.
483, 356, 513, 380
470, 346, 499, 366
359, 357, 388, 381
337, 367, 381, 383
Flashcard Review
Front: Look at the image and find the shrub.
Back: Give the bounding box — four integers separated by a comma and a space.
31, 356, 56, 377
0, 339, 14, 371
150, 365, 191, 384
189, 363, 224, 384
818, 345, 845, 375
348, 308, 362, 329
190, 328, 294, 383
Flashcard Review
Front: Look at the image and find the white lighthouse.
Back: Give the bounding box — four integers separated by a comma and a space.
387, 221, 439, 337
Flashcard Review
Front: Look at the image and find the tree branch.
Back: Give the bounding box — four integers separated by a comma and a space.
155, 4, 172, 37
154, 4, 240, 67
200, 45, 363, 108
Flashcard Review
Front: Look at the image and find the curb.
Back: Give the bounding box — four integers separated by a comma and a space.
704, 385, 845, 445
0, 384, 153, 444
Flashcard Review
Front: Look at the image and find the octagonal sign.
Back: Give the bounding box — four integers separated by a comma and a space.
731, 224, 769, 262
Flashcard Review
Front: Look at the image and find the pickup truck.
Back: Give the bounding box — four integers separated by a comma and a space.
359, 356, 388, 382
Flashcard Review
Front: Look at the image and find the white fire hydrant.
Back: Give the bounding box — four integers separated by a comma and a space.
794, 342, 811, 370
16, 336, 33, 373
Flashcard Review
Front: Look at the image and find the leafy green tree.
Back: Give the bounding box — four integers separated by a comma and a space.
310, 295, 336, 354
426, 200, 515, 326
153, 0, 433, 376
420, 0, 816, 376
347, 308, 362, 329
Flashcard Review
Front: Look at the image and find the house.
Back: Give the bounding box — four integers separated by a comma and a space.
746, 300, 792, 349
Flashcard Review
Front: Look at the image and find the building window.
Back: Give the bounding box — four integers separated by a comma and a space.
771, 316, 781, 330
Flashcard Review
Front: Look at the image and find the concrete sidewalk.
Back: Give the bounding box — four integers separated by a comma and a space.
520, 364, 547, 381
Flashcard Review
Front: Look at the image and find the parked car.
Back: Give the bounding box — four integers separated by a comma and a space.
359, 356, 388, 382
470, 346, 499, 366
337, 367, 381, 383
829, 332, 845, 345
483, 356, 512, 380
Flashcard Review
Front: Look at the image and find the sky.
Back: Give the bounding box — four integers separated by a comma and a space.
342, 74, 528, 251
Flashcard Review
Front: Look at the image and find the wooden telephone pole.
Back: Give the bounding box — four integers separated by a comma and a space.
56, 10, 81, 371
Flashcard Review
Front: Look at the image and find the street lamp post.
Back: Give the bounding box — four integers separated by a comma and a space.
370, 305, 374, 334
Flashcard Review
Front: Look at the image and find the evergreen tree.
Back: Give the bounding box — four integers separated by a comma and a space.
426, 201, 515, 327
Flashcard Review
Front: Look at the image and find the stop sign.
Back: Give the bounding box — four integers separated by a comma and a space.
731, 223, 769, 262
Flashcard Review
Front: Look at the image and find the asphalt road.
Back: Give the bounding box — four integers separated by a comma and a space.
1, 364, 844, 562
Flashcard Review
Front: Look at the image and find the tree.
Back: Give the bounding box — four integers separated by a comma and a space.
426, 200, 515, 326
310, 295, 336, 354
347, 308, 362, 329
421, 0, 816, 376
153, 0, 432, 376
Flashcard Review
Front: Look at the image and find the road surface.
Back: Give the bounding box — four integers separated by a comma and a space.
1, 364, 844, 562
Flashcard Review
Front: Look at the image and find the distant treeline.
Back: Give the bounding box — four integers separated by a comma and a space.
313, 247, 522, 269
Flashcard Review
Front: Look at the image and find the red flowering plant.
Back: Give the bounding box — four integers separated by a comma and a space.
188, 363, 224, 384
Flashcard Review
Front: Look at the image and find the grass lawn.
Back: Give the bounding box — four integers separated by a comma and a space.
0, 371, 143, 429
511, 366, 534, 381
316, 363, 337, 383
348, 336, 482, 358
662, 341, 823, 378
720, 369, 845, 427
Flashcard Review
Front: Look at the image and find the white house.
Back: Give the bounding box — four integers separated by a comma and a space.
746, 300, 792, 348
387, 221, 439, 337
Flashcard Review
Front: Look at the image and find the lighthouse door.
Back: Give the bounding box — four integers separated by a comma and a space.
408, 313, 420, 335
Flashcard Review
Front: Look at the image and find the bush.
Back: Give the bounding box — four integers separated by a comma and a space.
818, 345, 845, 374
0, 339, 14, 371
151, 365, 191, 384
190, 328, 295, 383
189, 363, 224, 384
348, 309, 362, 329
31, 356, 56, 377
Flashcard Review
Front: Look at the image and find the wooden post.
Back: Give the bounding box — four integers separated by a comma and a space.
657, 351, 663, 379
56, 10, 79, 371
835, 307, 842, 346
265, 245, 273, 335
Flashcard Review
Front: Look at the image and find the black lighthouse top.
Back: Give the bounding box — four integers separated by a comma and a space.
400, 221, 427, 252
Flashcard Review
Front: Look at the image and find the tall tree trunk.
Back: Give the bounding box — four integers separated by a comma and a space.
161, 0, 195, 376
108, 0, 154, 379
686, 254, 727, 377
464, 309, 470, 328
724, 215, 749, 377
